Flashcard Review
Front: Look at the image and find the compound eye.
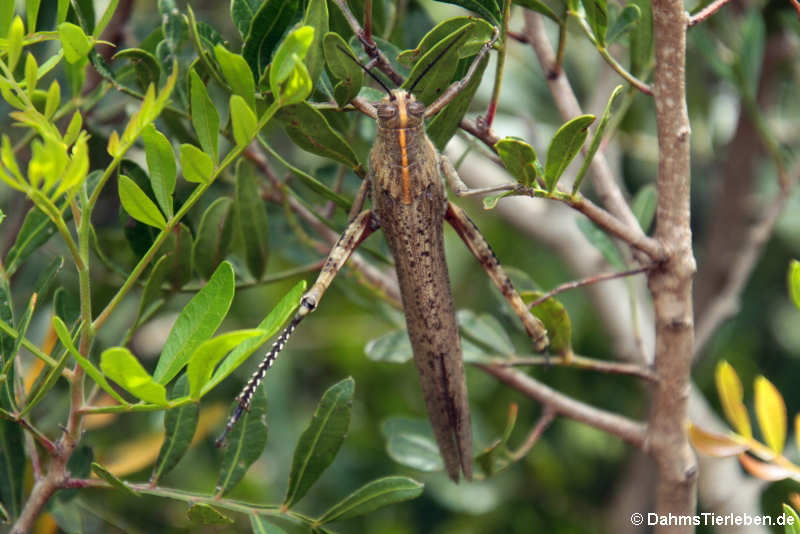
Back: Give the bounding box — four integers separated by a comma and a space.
408, 101, 425, 116
376, 104, 396, 120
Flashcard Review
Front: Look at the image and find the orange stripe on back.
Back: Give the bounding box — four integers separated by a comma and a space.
397, 94, 412, 204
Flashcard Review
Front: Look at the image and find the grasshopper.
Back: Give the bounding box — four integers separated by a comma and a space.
219, 29, 549, 482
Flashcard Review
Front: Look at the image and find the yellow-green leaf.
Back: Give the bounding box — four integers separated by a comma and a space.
58, 22, 93, 64
788, 260, 800, 310
7, 17, 24, 72
100, 347, 168, 405
229, 95, 257, 147
754, 375, 786, 454
715, 360, 751, 438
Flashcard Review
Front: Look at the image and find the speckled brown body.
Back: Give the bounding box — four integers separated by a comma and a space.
369, 90, 473, 481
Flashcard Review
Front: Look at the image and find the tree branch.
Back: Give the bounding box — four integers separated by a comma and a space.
499, 353, 656, 382
522, 11, 645, 236
647, 2, 697, 530
477, 364, 647, 448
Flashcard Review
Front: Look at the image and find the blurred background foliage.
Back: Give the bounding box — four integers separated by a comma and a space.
1, 0, 800, 532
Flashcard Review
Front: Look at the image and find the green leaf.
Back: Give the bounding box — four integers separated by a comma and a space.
135, 254, 170, 326
628, 0, 652, 77
153, 261, 235, 384
572, 86, 622, 193
276, 102, 360, 169
365, 330, 413, 363
402, 24, 474, 106
242, 0, 300, 77
118, 174, 167, 229
161, 223, 193, 290
398, 16, 494, 66
91, 463, 140, 497
270, 25, 314, 105
52, 316, 130, 406
189, 70, 220, 162
192, 197, 233, 281
631, 184, 657, 233
322, 33, 364, 108
457, 310, 515, 357
318, 477, 424, 524
495, 137, 539, 187
151, 375, 199, 483
206, 281, 305, 394
0, 418, 24, 519
216, 386, 268, 495
576, 218, 625, 269
230, 94, 258, 147
482, 190, 515, 210
789, 260, 800, 311
427, 49, 489, 149
434, 0, 501, 25
581, 0, 608, 47
93, 0, 119, 38
100, 347, 168, 405
512, 0, 559, 22
235, 160, 270, 279
301, 0, 328, 87
284, 377, 354, 508
754, 375, 786, 454
187, 329, 265, 399
735, 11, 765, 100
44, 80, 61, 119
381, 417, 443, 472
58, 22, 93, 64
186, 503, 233, 525
251, 514, 305, 534
544, 114, 595, 191
231, 0, 261, 38
782, 504, 800, 534
214, 45, 256, 110
7, 17, 24, 72
24, 53, 38, 99
606, 4, 641, 44
524, 292, 572, 357
4, 207, 56, 276
54, 288, 80, 329
113, 48, 161, 91
0, 3, 14, 37
180, 143, 214, 184
25, 0, 42, 31
142, 125, 176, 218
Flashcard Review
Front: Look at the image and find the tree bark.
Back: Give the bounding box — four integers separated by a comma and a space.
648, 1, 698, 532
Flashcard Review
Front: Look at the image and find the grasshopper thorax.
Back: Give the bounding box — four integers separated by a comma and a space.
375, 90, 426, 130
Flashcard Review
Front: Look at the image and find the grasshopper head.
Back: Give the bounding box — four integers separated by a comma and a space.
375, 90, 426, 130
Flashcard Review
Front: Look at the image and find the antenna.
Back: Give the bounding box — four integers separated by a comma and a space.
336, 45, 395, 100
407, 27, 471, 95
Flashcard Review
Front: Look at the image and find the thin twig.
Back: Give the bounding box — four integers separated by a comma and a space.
509, 408, 556, 461
529, 265, 654, 308
556, 193, 664, 259
477, 364, 647, 448
687, 0, 735, 27
496, 353, 656, 382
331, 0, 404, 86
